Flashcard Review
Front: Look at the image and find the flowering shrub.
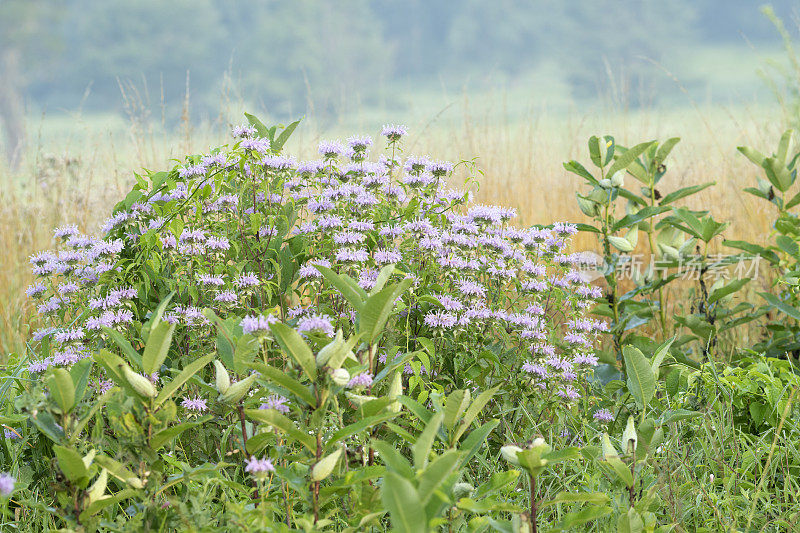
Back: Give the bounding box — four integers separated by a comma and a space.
8, 116, 610, 530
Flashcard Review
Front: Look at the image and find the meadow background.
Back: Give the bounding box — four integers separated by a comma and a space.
1, 0, 797, 357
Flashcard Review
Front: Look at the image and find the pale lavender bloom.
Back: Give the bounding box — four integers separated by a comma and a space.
260, 394, 290, 414
54, 224, 80, 239
0, 473, 15, 496
573, 353, 599, 366
262, 155, 296, 170
181, 397, 208, 412
347, 372, 373, 388
287, 306, 309, 319
358, 269, 379, 291
245, 456, 275, 476
521, 280, 548, 292
198, 274, 225, 286
96, 379, 114, 394
334, 231, 366, 245
381, 124, 408, 141
374, 248, 402, 264
318, 140, 345, 159
100, 211, 134, 234
427, 160, 453, 176
424, 311, 457, 329
379, 225, 405, 238
383, 184, 407, 202
458, 280, 486, 298
178, 164, 206, 178
57, 282, 80, 295
435, 295, 464, 312
521, 362, 549, 378
28, 358, 52, 373
161, 234, 177, 249
297, 314, 334, 337
38, 296, 65, 315
32, 327, 56, 341
54, 328, 85, 343
26, 283, 47, 298
29, 251, 57, 266
297, 160, 325, 175
336, 248, 369, 263
3, 429, 19, 440
348, 220, 375, 232
593, 408, 614, 424
347, 135, 373, 151
206, 236, 230, 250
232, 124, 256, 138
241, 314, 277, 335
553, 222, 578, 236
308, 198, 335, 213
558, 386, 581, 401
240, 137, 271, 154
235, 273, 260, 288
214, 290, 238, 303
86, 313, 114, 330
317, 215, 343, 229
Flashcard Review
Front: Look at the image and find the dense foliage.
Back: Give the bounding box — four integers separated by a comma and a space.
4, 117, 800, 531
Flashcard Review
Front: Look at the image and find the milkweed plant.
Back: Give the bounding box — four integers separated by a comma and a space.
6, 115, 621, 531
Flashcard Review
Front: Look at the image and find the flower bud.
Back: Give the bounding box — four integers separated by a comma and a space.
453, 482, 475, 498
214, 360, 231, 394
622, 416, 638, 455
500, 445, 523, 466
121, 365, 157, 398
330, 368, 350, 386
219, 374, 258, 404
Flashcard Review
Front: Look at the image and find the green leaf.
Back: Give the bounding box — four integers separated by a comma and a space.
459, 419, 499, 467
650, 336, 676, 380
54, 445, 88, 483
249, 362, 315, 406
244, 112, 270, 138
94, 455, 143, 488
71, 389, 114, 444
360, 278, 414, 344
723, 240, 779, 264
608, 236, 634, 253
778, 129, 793, 162
759, 292, 800, 321
563, 160, 598, 184
48, 368, 76, 414
79, 489, 137, 522
413, 412, 443, 470
150, 417, 211, 450
622, 345, 656, 411
588, 136, 603, 168
605, 455, 634, 486
102, 327, 143, 370
708, 279, 749, 304
417, 450, 460, 504
381, 471, 427, 533
540, 491, 610, 509
272, 119, 301, 152
154, 354, 213, 408
369, 264, 397, 296
70, 358, 93, 405
655, 137, 681, 163
270, 322, 317, 381
142, 320, 176, 376
453, 386, 499, 442
246, 409, 316, 452
542, 447, 581, 464
606, 141, 656, 179
372, 440, 414, 479
233, 334, 260, 375
94, 350, 144, 400
737, 145, 767, 167
612, 206, 670, 232
657, 409, 703, 425
316, 265, 365, 311
659, 182, 714, 206
443, 389, 470, 432
549, 505, 612, 532
30, 411, 65, 443
327, 412, 398, 449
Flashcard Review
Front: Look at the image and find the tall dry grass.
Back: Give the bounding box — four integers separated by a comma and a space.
0, 98, 786, 358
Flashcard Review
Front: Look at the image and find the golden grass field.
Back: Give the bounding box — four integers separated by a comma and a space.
0, 100, 788, 358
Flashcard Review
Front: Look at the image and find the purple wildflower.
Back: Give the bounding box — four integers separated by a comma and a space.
260, 394, 290, 414
181, 397, 208, 412
593, 408, 614, 424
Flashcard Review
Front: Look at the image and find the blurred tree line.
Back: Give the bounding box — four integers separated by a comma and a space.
0, 0, 796, 164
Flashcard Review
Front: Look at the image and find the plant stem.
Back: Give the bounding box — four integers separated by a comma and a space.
529, 474, 538, 533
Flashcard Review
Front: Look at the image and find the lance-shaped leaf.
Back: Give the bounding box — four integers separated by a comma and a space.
417, 449, 460, 505
48, 368, 76, 414
54, 445, 88, 484
453, 385, 499, 442
102, 327, 142, 369
79, 489, 137, 522
622, 345, 656, 411
316, 265, 366, 311
381, 471, 427, 533
249, 362, 315, 406
154, 354, 213, 408
272, 119, 301, 152
606, 140, 656, 178
151, 416, 211, 450
413, 412, 443, 470
327, 412, 398, 449
142, 320, 176, 376
270, 322, 317, 381
246, 408, 316, 452
360, 277, 413, 344
540, 491, 611, 509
